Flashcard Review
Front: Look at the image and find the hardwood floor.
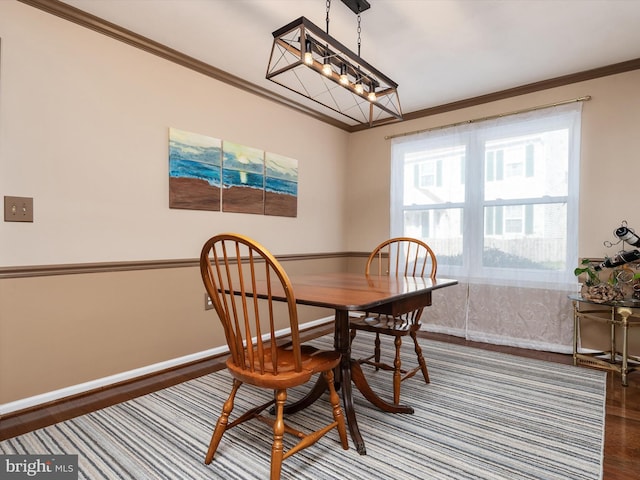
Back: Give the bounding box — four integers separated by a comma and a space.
1, 325, 638, 479
424, 331, 640, 480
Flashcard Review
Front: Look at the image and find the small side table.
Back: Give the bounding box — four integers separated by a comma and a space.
569, 294, 640, 386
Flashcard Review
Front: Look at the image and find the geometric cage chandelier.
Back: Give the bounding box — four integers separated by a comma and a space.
266, 0, 402, 127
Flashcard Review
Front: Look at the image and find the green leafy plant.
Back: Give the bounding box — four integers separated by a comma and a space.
573, 258, 601, 286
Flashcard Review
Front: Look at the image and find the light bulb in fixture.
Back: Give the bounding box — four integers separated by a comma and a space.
322, 59, 332, 76
339, 64, 349, 85
304, 52, 313, 65
368, 90, 377, 102
303, 40, 313, 65
354, 69, 364, 94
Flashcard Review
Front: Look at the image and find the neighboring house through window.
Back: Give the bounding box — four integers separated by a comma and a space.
391, 103, 582, 288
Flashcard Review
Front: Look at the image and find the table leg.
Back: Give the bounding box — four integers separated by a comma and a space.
619, 307, 631, 387
610, 308, 617, 363
279, 310, 367, 454
335, 310, 366, 455
572, 301, 579, 366
350, 361, 414, 414
286, 308, 414, 454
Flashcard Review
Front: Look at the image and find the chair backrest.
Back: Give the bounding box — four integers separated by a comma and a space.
366, 237, 437, 278
200, 233, 302, 376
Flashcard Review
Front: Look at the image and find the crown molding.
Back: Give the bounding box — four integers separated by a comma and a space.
373, 58, 640, 132
18, 0, 640, 133
18, 0, 353, 130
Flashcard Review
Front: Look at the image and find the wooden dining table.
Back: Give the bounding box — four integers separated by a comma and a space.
255, 271, 458, 455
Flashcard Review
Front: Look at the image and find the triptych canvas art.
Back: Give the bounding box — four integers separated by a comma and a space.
168, 128, 298, 217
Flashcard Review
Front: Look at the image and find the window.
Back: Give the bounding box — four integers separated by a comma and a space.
416, 161, 438, 188
391, 103, 582, 288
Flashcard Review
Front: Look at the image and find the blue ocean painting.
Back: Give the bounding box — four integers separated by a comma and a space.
222, 141, 265, 189
222, 141, 264, 174
266, 177, 297, 196
222, 169, 264, 190
266, 152, 298, 196
169, 128, 222, 186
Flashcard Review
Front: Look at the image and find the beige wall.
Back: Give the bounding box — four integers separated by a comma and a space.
0, 2, 349, 407
345, 70, 640, 257
2, 1, 640, 409
0, 2, 348, 267
0, 258, 343, 405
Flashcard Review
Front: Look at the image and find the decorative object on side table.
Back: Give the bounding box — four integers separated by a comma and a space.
574, 220, 640, 302
570, 221, 640, 385
574, 258, 623, 302
581, 282, 623, 303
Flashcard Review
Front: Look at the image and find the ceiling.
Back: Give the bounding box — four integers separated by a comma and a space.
57, 0, 640, 129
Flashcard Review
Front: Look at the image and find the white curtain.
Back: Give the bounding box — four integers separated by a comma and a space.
391, 103, 583, 353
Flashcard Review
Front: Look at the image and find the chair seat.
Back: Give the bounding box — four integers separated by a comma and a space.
227, 346, 341, 389
350, 315, 421, 336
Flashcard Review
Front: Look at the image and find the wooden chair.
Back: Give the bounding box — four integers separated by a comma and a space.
350, 237, 437, 406
200, 233, 348, 479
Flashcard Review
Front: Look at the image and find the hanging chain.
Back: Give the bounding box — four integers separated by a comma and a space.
326, 0, 331, 34
357, 12, 362, 56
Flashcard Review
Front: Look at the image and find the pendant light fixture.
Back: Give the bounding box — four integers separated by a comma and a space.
266, 0, 402, 127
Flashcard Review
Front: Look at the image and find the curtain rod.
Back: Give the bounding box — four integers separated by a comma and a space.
384, 95, 592, 140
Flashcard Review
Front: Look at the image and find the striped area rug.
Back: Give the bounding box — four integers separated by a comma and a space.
1, 333, 606, 480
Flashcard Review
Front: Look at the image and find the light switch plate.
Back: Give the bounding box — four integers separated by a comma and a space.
4, 196, 34, 222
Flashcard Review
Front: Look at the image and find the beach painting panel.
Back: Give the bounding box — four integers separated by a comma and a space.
265, 152, 298, 217
169, 128, 222, 211
221, 141, 265, 214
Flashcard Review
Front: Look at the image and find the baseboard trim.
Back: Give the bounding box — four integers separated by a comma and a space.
0, 346, 229, 416
0, 319, 334, 441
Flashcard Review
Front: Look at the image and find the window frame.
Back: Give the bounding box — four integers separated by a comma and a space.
390, 103, 582, 289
